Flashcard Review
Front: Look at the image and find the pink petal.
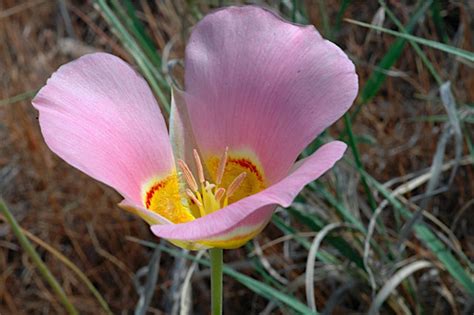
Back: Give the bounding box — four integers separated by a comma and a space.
119, 199, 209, 250
184, 6, 358, 183
32, 53, 174, 204
151, 141, 346, 247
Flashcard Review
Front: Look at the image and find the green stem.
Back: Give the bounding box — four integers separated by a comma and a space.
0, 198, 78, 315
209, 248, 223, 315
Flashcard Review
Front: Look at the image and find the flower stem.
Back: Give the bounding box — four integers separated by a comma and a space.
0, 198, 78, 315
209, 248, 223, 315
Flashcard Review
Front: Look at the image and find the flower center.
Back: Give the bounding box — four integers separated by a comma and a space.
143, 148, 266, 224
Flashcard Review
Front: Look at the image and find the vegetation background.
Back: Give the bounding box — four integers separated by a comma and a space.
0, 0, 473, 314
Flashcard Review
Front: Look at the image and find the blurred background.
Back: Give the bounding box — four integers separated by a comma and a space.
0, 0, 473, 314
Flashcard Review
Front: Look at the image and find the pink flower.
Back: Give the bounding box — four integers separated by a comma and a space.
32, 6, 358, 250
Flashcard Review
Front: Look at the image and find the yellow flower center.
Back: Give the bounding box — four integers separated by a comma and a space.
143, 172, 195, 223
142, 148, 267, 224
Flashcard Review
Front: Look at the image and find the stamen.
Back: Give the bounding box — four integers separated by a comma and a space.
186, 188, 202, 207
215, 188, 226, 202
193, 149, 205, 184
216, 147, 228, 185
227, 172, 247, 198
178, 159, 198, 192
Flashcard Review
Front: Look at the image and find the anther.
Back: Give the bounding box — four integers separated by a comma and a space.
215, 188, 226, 202
186, 188, 202, 207
216, 147, 228, 185
227, 172, 247, 198
178, 159, 198, 192
193, 149, 205, 184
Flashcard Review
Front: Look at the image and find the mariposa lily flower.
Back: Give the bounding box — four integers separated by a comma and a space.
32, 6, 357, 250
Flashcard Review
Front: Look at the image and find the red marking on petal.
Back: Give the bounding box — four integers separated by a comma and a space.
145, 180, 167, 208
228, 158, 264, 183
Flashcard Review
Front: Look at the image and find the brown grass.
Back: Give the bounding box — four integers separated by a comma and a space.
0, 0, 472, 314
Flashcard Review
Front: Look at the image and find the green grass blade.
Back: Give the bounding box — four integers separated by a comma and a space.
224, 264, 316, 315
94, 0, 170, 112
358, 0, 433, 104
244, 242, 286, 290
107, 0, 168, 89
0, 89, 38, 106
0, 199, 79, 315
287, 207, 365, 269
378, 0, 443, 85
343, 114, 377, 211
463, 125, 474, 159
360, 171, 474, 297
308, 182, 363, 230
224, 266, 316, 315
430, 0, 449, 43
333, 0, 352, 39
291, 0, 297, 22
411, 114, 474, 124
114, 0, 163, 69
24, 230, 112, 314
130, 239, 317, 314
271, 214, 338, 265
346, 19, 474, 62
317, 0, 330, 38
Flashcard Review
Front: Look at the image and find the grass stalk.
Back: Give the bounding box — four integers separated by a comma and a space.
0, 198, 79, 315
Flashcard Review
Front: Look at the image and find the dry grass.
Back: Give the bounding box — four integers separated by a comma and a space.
0, 0, 472, 314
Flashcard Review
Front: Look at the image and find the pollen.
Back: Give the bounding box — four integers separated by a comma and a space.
143, 172, 195, 224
